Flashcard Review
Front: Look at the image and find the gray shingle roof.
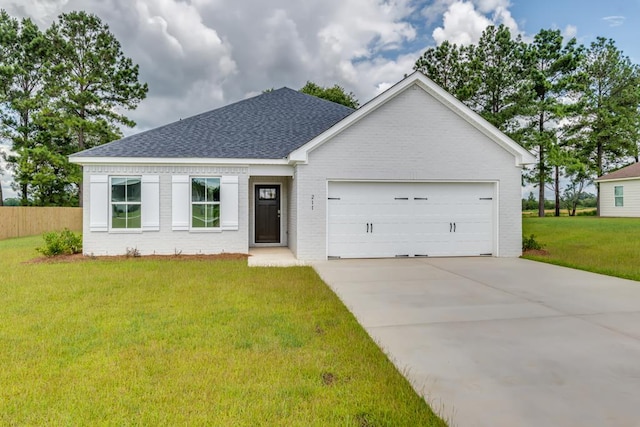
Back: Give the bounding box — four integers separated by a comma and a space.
71, 87, 354, 159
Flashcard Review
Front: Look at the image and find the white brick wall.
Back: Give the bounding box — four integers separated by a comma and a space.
288, 175, 298, 256
293, 85, 524, 260
82, 164, 249, 256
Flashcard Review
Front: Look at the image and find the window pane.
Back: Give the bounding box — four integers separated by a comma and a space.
207, 178, 220, 202
128, 204, 142, 228
192, 204, 206, 227
615, 186, 623, 196
259, 188, 277, 200
211, 204, 220, 227
112, 204, 127, 228
192, 178, 206, 202
111, 178, 126, 202
127, 178, 142, 202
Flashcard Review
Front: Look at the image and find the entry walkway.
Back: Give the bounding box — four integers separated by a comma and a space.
313, 257, 640, 427
248, 247, 308, 267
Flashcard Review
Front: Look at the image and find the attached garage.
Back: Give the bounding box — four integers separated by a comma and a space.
327, 181, 496, 258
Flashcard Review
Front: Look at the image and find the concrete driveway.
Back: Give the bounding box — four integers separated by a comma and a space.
313, 257, 640, 427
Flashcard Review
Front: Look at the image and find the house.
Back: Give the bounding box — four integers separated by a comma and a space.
69, 72, 535, 260
596, 162, 640, 217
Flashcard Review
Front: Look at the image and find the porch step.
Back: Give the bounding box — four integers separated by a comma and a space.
248, 247, 309, 267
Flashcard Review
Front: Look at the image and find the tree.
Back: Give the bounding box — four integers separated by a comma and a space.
415, 25, 529, 134
0, 14, 51, 205
521, 29, 583, 217
414, 40, 472, 101
46, 11, 148, 205
465, 25, 529, 132
300, 81, 358, 108
569, 37, 640, 213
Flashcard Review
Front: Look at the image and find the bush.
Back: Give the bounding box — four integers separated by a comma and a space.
577, 209, 597, 216
522, 234, 543, 251
37, 229, 82, 257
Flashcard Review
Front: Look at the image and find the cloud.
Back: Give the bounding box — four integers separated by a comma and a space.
602, 16, 625, 27
432, 1, 492, 46
432, 0, 522, 46
563, 24, 578, 39
0, 0, 526, 140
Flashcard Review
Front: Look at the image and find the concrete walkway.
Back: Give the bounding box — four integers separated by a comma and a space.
313, 257, 640, 427
248, 247, 308, 267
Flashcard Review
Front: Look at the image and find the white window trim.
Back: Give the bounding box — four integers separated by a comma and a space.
110, 176, 143, 232
614, 185, 624, 207
190, 176, 222, 231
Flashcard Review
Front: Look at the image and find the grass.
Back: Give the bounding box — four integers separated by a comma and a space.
0, 236, 445, 426
522, 216, 640, 281
521, 207, 596, 217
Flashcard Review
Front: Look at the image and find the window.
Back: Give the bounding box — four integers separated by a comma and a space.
259, 187, 277, 200
615, 186, 624, 207
192, 177, 220, 228
111, 177, 141, 229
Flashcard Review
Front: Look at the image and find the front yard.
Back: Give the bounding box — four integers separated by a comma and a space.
0, 236, 445, 426
523, 216, 640, 281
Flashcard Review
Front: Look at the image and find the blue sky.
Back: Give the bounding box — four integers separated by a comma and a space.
1, 0, 639, 199
511, 0, 640, 62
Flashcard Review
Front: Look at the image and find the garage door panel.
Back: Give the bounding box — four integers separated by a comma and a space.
328, 182, 495, 258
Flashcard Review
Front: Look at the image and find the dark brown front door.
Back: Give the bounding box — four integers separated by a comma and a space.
255, 185, 280, 243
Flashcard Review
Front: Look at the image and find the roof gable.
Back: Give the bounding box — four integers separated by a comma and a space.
71, 88, 354, 160
288, 72, 535, 167
596, 162, 640, 182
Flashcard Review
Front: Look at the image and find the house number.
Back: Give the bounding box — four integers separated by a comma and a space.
311, 194, 314, 210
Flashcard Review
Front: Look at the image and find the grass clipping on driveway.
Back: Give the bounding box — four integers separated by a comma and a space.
0, 236, 445, 426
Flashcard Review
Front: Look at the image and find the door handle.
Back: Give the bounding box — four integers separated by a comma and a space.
450, 222, 452, 232
366, 223, 369, 233
454, 222, 456, 232
371, 223, 373, 233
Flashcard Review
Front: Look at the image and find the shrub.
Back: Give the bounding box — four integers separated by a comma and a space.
37, 229, 82, 257
522, 234, 543, 251
577, 209, 597, 216
125, 247, 141, 257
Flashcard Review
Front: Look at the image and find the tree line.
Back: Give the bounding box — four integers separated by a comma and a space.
0, 10, 147, 206
1, 14, 637, 214
414, 26, 640, 216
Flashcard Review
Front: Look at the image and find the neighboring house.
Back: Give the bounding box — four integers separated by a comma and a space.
70, 72, 535, 260
596, 162, 640, 217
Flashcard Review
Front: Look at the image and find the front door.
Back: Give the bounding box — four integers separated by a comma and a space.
255, 185, 281, 243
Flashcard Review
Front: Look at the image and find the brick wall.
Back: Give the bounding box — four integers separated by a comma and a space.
293, 85, 524, 260
82, 165, 249, 256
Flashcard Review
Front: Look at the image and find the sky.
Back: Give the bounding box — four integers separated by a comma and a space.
1, 0, 639, 199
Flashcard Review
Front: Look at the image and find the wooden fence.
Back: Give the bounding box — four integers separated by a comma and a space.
0, 207, 82, 240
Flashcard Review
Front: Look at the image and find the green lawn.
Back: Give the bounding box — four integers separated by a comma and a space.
522, 216, 640, 281
0, 236, 445, 426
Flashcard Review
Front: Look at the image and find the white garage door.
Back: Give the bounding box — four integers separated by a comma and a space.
327, 182, 495, 258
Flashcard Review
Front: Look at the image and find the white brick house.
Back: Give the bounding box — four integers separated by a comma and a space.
70, 72, 535, 261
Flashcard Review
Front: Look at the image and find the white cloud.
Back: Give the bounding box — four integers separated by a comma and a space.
602, 16, 625, 27
432, 1, 492, 46
432, 0, 523, 46
475, 0, 510, 14
563, 24, 578, 39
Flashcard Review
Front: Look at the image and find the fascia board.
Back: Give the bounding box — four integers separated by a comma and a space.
595, 176, 640, 183
69, 156, 290, 166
